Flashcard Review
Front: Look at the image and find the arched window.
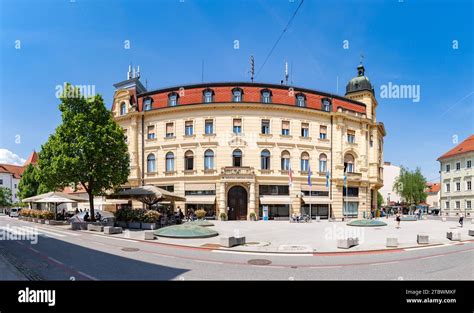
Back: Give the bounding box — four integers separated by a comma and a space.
147, 154, 156, 173
296, 93, 306, 107
232, 88, 243, 102
204, 149, 214, 170
168, 92, 179, 107
144, 97, 153, 111
233, 149, 242, 167
166, 152, 175, 172
300, 152, 309, 172
319, 153, 327, 173
261, 89, 272, 103
344, 154, 355, 173
184, 150, 194, 170
120, 102, 126, 115
261, 149, 271, 170
203, 89, 214, 103
281, 150, 290, 170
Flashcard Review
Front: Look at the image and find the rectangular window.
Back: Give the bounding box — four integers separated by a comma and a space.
467, 200, 472, 209
319, 125, 327, 139
261, 119, 270, 134
343, 202, 359, 218
467, 181, 472, 191
347, 130, 356, 143
456, 162, 461, 170
233, 119, 242, 134
281, 121, 290, 136
467, 160, 472, 168
147, 125, 155, 140
205, 119, 214, 134
343, 187, 359, 197
445, 201, 450, 209
0, 179, 3, 185
185, 121, 194, 136
446, 183, 450, 192
301, 123, 309, 138
455, 201, 460, 209
166, 123, 174, 138
123, 129, 128, 143
456, 182, 460, 191
446, 164, 450, 172
259, 185, 289, 196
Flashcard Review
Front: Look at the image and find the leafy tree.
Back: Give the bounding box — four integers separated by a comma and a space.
18, 164, 40, 199
393, 166, 427, 206
0, 187, 13, 207
38, 84, 130, 220
377, 191, 383, 209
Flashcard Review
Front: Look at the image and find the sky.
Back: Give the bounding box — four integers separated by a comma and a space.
0, 0, 473, 182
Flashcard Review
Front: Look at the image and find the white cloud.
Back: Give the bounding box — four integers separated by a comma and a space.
0, 149, 26, 165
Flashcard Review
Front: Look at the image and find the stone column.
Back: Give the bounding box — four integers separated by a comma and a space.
249, 182, 256, 219
218, 182, 226, 216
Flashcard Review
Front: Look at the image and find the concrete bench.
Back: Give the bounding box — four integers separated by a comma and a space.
446, 230, 461, 241
469, 229, 474, 236
442, 217, 447, 222
315, 216, 321, 222
220, 236, 246, 248
337, 237, 359, 249
142, 231, 155, 240
386, 237, 398, 247
417, 234, 429, 244
104, 226, 123, 235
87, 224, 104, 232
71, 222, 88, 230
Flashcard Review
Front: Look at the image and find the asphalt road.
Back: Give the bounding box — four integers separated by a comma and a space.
1, 216, 473, 281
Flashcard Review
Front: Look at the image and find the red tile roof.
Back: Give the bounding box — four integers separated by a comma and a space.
426, 183, 440, 193
0, 164, 25, 179
438, 135, 474, 160
62, 185, 87, 194
24, 151, 38, 166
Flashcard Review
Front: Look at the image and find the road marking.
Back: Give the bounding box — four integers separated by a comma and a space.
251, 265, 272, 268
24, 227, 66, 238
77, 271, 99, 281
28, 247, 39, 253
35, 227, 80, 237
47, 257, 64, 265
404, 245, 443, 251
309, 266, 342, 269
371, 261, 399, 266
213, 250, 313, 257
92, 235, 138, 243
195, 260, 223, 265
152, 253, 176, 259
420, 255, 443, 260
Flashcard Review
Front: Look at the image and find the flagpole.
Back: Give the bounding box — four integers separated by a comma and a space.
309, 166, 312, 222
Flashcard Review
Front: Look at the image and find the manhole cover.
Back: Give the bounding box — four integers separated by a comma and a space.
121, 247, 140, 252
248, 259, 272, 266
291, 266, 298, 269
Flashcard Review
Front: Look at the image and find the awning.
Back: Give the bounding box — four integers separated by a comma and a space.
259, 196, 291, 205
302, 197, 331, 204
185, 183, 216, 191
185, 196, 216, 204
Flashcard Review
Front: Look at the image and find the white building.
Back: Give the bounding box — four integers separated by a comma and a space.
380, 161, 401, 205
0, 151, 38, 204
425, 183, 440, 210
438, 135, 473, 217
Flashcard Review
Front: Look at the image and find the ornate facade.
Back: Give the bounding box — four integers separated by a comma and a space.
111, 65, 386, 220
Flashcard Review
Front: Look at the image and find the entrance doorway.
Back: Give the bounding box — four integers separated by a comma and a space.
227, 185, 248, 220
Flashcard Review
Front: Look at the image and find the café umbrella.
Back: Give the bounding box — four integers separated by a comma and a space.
22, 192, 88, 219
107, 185, 185, 209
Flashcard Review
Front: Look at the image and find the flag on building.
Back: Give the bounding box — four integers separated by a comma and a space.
326, 171, 330, 187
288, 163, 293, 187
307, 166, 312, 186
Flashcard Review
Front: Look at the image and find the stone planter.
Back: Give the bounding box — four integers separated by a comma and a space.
33, 218, 39, 223
39, 219, 45, 224
116, 221, 127, 228
141, 222, 157, 230
128, 221, 141, 229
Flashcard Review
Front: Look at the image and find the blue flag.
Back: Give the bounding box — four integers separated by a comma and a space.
308, 166, 312, 186
326, 171, 330, 187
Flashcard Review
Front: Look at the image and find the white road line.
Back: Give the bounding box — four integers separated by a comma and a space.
420, 255, 444, 260
47, 257, 64, 265
28, 247, 39, 253
309, 266, 342, 269
212, 250, 313, 257
404, 245, 443, 251
77, 271, 99, 281
268, 266, 285, 269
91, 234, 138, 243
251, 265, 272, 268
24, 227, 65, 238
35, 227, 80, 237
152, 253, 176, 259
195, 260, 223, 265
371, 261, 399, 266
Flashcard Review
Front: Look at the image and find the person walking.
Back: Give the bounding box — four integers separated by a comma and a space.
459, 212, 464, 228
395, 211, 401, 229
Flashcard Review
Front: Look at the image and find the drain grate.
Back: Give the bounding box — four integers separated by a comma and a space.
121, 247, 140, 252
247, 259, 272, 266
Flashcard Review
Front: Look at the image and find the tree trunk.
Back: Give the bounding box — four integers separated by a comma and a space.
88, 192, 95, 221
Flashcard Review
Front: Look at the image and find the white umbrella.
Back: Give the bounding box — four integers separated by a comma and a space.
23, 192, 88, 219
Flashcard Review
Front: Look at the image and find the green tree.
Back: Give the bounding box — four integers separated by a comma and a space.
393, 166, 427, 206
0, 187, 13, 207
18, 164, 40, 200
38, 84, 130, 220
377, 191, 384, 209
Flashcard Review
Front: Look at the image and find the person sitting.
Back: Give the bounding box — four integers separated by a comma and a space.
83, 212, 90, 222
95, 212, 101, 221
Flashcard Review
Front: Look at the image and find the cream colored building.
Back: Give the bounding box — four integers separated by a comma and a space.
111, 65, 385, 220
380, 161, 401, 205
438, 135, 474, 217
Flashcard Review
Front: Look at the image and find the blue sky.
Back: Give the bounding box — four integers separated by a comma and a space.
0, 0, 473, 182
